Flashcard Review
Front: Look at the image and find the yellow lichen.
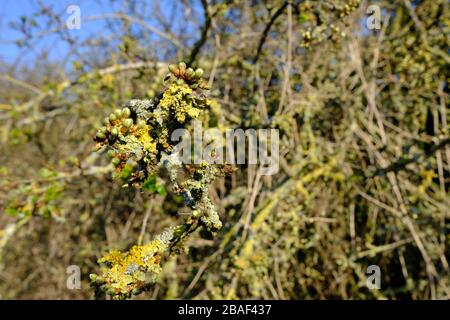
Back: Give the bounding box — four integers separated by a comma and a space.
96, 239, 167, 297
135, 126, 157, 154
159, 82, 203, 123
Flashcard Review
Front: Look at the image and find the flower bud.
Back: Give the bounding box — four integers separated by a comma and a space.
186, 67, 195, 79
107, 149, 115, 158
122, 107, 131, 118
114, 109, 122, 118
132, 288, 142, 296
109, 113, 117, 122
168, 64, 177, 73
178, 62, 186, 71
194, 68, 204, 78
96, 131, 106, 140
110, 127, 119, 137
137, 119, 146, 128
111, 157, 121, 166
107, 288, 117, 296
123, 118, 133, 128
199, 82, 211, 90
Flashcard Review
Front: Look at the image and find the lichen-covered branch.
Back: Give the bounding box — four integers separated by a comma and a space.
89, 62, 225, 299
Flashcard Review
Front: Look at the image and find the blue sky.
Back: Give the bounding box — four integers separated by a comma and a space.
0, 0, 201, 69
1, 0, 107, 64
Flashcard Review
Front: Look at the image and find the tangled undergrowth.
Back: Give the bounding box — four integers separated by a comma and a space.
0, 0, 449, 300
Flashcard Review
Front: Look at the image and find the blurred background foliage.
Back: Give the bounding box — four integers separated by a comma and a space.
0, 0, 449, 299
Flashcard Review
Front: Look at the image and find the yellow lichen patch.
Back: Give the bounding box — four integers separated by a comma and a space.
136, 126, 157, 154
99, 249, 123, 265
159, 82, 203, 123
96, 240, 167, 298
233, 238, 256, 270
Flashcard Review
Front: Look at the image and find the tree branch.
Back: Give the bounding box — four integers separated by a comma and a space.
187, 0, 213, 65
253, 1, 289, 63
372, 138, 450, 177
